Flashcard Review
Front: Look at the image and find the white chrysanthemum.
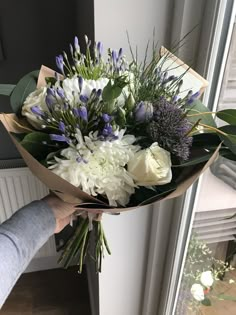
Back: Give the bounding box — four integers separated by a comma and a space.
22, 87, 47, 129
63, 76, 109, 104
49, 129, 140, 206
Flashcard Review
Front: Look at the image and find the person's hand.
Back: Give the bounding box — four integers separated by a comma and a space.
43, 194, 77, 233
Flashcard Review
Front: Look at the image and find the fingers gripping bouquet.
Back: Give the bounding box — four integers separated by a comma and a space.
1, 35, 236, 272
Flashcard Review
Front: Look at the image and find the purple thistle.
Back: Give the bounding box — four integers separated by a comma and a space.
58, 121, 65, 133
31, 105, 44, 116
50, 134, 71, 144
148, 98, 193, 160
79, 106, 88, 121
134, 101, 153, 123
79, 94, 89, 103
55, 55, 64, 74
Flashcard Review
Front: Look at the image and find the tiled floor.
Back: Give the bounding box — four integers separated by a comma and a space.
0, 267, 91, 315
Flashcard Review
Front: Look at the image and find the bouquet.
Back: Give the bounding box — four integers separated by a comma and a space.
176, 236, 236, 314
1, 35, 236, 272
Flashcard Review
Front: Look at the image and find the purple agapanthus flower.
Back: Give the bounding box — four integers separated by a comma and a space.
102, 113, 111, 123
187, 91, 200, 105
73, 108, 80, 117
78, 76, 83, 91
56, 87, 65, 99
74, 36, 80, 51
134, 101, 153, 123
55, 55, 64, 74
50, 134, 71, 144
97, 42, 103, 57
79, 94, 88, 103
102, 123, 113, 137
31, 105, 44, 117
112, 50, 117, 64
58, 121, 66, 133
79, 106, 88, 121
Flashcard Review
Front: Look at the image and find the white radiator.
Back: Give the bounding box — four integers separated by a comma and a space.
0, 167, 59, 272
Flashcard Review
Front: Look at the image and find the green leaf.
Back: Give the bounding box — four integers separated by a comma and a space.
218, 125, 236, 155
20, 132, 58, 160
0, 84, 16, 96
102, 76, 127, 102
201, 298, 212, 306
192, 133, 221, 148
173, 152, 213, 167
10, 70, 39, 115
216, 109, 236, 125
187, 100, 216, 128
216, 294, 236, 301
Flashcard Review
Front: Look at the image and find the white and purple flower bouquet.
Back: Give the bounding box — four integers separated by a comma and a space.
1, 35, 236, 272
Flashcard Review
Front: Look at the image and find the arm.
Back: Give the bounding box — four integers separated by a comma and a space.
0, 197, 75, 308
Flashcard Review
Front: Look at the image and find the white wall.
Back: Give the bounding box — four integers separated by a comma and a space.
94, 1, 172, 314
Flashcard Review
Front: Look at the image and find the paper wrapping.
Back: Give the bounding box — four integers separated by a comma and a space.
0, 66, 219, 214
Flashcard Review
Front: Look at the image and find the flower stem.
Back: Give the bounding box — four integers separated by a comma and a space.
58, 217, 111, 273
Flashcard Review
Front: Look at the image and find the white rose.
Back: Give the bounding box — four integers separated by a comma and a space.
200, 271, 214, 287
127, 143, 172, 186
191, 283, 205, 301
62, 76, 109, 104
22, 87, 47, 129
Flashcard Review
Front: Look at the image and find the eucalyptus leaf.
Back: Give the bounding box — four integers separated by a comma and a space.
10, 70, 39, 115
218, 125, 236, 154
0, 84, 16, 96
187, 100, 216, 128
173, 152, 213, 167
216, 109, 236, 125
20, 131, 59, 160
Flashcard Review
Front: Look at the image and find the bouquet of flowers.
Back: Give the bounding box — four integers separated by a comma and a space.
0, 35, 236, 272
176, 236, 236, 314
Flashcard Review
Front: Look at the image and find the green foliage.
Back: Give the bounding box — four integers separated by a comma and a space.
216, 109, 236, 125
201, 298, 212, 306
218, 125, 236, 154
0, 84, 16, 96
19, 132, 59, 160
186, 100, 217, 128
10, 70, 39, 115
102, 77, 127, 102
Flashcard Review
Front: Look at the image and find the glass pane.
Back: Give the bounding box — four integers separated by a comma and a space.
175, 23, 236, 315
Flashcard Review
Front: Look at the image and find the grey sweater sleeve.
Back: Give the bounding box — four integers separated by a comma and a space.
0, 200, 56, 308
